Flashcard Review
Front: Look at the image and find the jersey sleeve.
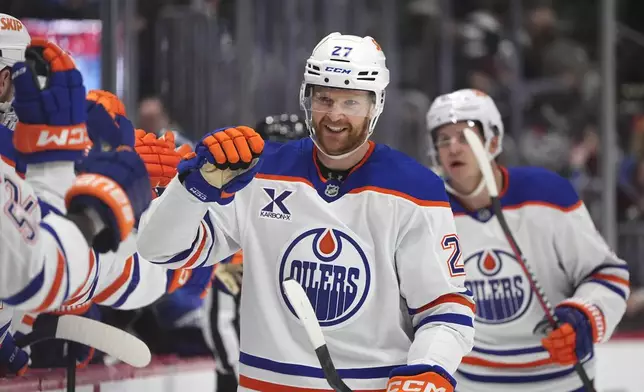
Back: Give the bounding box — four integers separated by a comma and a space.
136, 176, 241, 269
86, 235, 168, 310
395, 179, 475, 374
23, 162, 76, 213
0, 161, 93, 312
553, 182, 630, 342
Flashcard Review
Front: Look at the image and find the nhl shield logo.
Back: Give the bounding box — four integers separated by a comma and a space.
463, 249, 534, 325
278, 228, 372, 328
324, 184, 340, 197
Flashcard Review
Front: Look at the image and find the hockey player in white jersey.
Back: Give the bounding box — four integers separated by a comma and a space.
136, 32, 475, 392
426, 89, 630, 392
0, 36, 153, 311
7, 89, 218, 370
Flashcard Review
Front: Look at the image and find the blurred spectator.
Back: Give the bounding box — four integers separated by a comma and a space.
138, 96, 194, 148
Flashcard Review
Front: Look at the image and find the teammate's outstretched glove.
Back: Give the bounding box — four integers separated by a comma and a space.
134, 129, 184, 191
0, 331, 29, 377
534, 299, 605, 365
85, 90, 135, 153
65, 149, 152, 253
12, 38, 89, 164
386, 364, 456, 392
178, 126, 264, 204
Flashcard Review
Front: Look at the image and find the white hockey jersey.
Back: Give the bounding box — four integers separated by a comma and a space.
0, 134, 93, 312
449, 166, 629, 392
137, 138, 476, 391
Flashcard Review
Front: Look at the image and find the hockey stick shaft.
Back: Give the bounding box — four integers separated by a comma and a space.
463, 128, 595, 391
66, 342, 76, 392
282, 279, 353, 392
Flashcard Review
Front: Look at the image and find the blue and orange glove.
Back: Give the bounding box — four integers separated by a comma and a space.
178, 126, 264, 204
534, 299, 605, 365
11, 38, 89, 164
0, 331, 29, 377
386, 364, 456, 392
65, 148, 152, 253
85, 89, 135, 153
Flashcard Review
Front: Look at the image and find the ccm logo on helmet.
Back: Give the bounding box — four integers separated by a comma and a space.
387, 380, 446, 392
0, 17, 23, 31
324, 66, 351, 74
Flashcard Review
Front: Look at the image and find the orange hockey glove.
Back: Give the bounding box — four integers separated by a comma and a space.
386, 365, 456, 392
178, 126, 264, 204
134, 130, 192, 191
534, 299, 605, 366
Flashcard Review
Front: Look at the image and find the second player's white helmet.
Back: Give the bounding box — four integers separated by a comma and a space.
299, 32, 390, 159
0, 14, 30, 69
426, 89, 504, 197
426, 89, 504, 167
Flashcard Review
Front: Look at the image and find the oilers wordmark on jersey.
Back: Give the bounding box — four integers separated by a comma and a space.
463, 249, 533, 325
278, 227, 371, 328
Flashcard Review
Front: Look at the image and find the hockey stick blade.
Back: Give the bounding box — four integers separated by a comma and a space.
282, 279, 353, 392
463, 128, 596, 392
16, 315, 151, 368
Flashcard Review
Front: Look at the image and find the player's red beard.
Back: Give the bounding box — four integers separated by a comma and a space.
313, 116, 369, 156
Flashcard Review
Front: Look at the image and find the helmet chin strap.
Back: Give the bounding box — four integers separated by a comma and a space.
444, 177, 487, 199
312, 137, 370, 161
310, 127, 373, 161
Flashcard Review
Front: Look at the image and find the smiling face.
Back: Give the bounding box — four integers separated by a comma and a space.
309, 86, 373, 156
435, 120, 497, 193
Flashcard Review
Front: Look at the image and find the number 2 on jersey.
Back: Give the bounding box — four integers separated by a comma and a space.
442, 234, 465, 277
3, 177, 38, 243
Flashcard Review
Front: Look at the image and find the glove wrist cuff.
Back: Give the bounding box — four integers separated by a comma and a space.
558, 298, 606, 343
14, 122, 89, 154
65, 173, 135, 241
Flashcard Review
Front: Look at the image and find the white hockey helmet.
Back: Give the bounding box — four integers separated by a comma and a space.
426, 89, 504, 198
426, 89, 504, 168
0, 14, 30, 70
299, 32, 390, 159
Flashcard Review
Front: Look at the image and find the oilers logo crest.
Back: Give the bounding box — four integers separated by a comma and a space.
463, 249, 533, 325
278, 228, 371, 327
